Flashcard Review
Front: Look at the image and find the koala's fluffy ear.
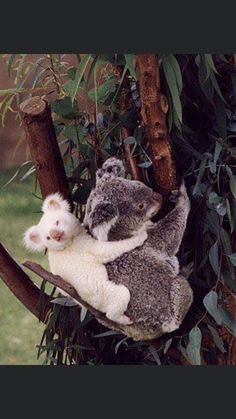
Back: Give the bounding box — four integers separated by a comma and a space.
96, 158, 126, 182
23, 225, 45, 252
42, 193, 70, 213
89, 202, 118, 240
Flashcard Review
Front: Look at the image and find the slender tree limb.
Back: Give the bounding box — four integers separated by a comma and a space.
136, 54, 178, 198
0, 242, 51, 322
23, 260, 124, 333
19, 96, 73, 209
112, 65, 144, 182
22, 260, 162, 341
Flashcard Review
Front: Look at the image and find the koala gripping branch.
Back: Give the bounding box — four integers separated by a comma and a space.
136, 55, 178, 197
19, 96, 73, 210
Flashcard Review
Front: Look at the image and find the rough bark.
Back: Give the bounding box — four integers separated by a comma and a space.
136, 55, 178, 198
19, 96, 73, 209
0, 242, 51, 322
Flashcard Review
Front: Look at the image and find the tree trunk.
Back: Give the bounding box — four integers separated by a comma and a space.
19, 96, 73, 209
0, 242, 51, 322
136, 55, 178, 198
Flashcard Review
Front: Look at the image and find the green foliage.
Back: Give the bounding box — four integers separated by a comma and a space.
2, 53, 236, 365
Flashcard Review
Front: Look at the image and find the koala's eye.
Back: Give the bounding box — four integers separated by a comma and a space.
138, 203, 145, 210
47, 236, 51, 240
56, 220, 59, 226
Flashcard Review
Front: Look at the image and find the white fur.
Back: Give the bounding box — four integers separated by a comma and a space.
23, 193, 148, 325
92, 216, 118, 241
42, 192, 71, 214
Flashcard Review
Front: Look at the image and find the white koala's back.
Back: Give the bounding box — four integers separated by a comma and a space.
48, 237, 112, 311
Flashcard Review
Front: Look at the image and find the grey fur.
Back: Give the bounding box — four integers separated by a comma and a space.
83, 158, 193, 339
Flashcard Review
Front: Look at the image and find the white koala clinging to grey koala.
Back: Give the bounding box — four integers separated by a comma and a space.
83, 157, 193, 340
23, 193, 148, 325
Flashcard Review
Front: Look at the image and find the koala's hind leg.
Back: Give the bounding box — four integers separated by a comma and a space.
162, 275, 193, 333
105, 284, 132, 325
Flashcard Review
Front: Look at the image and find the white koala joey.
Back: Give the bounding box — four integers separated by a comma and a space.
23, 193, 148, 325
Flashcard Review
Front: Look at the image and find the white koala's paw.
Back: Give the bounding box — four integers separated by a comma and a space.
116, 315, 133, 325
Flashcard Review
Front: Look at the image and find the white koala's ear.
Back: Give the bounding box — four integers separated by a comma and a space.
96, 158, 126, 182
23, 225, 45, 252
42, 193, 70, 213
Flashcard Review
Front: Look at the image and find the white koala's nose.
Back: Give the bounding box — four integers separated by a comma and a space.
49, 229, 64, 241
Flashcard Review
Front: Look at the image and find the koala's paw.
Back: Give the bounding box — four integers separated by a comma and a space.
170, 181, 190, 210
180, 261, 194, 279
116, 315, 133, 325
169, 189, 180, 203
136, 230, 148, 245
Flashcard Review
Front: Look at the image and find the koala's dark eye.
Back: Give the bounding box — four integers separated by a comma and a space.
56, 220, 59, 226
47, 236, 51, 240
138, 203, 145, 210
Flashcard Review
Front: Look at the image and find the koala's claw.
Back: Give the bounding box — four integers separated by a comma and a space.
169, 190, 180, 203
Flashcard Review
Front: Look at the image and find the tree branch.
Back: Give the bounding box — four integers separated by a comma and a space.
22, 260, 162, 341
112, 65, 145, 182
0, 242, 51, 322
19, 96, 73, 209
136, 54, 178, 198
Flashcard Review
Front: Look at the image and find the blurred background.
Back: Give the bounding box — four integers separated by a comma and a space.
0, 55, 45, 363
0, 55, 74, 364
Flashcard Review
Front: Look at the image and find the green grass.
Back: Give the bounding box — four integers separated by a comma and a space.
0, 169, 50, 365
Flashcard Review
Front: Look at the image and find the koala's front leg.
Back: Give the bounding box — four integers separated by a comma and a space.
148, 182, 190, 256
92, 230, 148, 264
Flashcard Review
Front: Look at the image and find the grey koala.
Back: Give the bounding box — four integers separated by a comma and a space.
83, 158, 193, 340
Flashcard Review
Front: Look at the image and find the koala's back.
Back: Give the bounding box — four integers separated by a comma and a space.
105, 243, 177, 330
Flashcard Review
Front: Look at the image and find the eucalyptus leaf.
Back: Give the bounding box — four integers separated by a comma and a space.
207, 325, 226, 353
227, 253, 236, 267
70, 54, 92, 103
186, 326, 202, 365
124, 54, 136, 79
162, 55, 182, 123
208, 242, 219, 275
123, 136, 136, 145
203, 290, 222, 325
80, 307, 87, 322
137, 161, 152, 168
230, 175, 236, 199
51, 97, 78, 118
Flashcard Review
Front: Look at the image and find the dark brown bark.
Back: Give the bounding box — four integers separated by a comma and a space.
136, 55, 178, 198
0, 242, 51, 322
19, 96, 73, 209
